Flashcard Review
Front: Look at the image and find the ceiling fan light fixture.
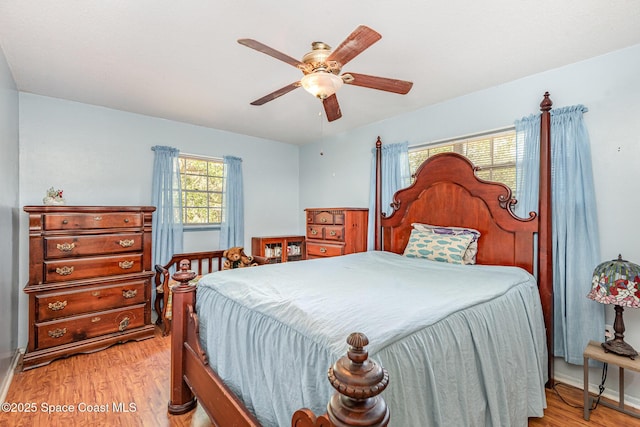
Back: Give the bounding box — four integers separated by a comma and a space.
300, 72, 343, 100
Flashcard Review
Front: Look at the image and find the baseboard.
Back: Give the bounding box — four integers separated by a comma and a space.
554, 369, 640, 410
0, 347, 23, 403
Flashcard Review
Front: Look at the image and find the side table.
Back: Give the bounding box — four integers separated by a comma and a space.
583, 340, 640, 420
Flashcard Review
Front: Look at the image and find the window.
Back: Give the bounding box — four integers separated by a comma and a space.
408, 129, 517, 191
179, 154, 224, 226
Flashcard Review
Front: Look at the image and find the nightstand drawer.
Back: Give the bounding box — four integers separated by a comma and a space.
307, 242, 344, 258
43, 212, 142, 230
44, 254, 143, 282
35, 304, 146, 349
45, 233, 142, 259
36, 279, 147, 321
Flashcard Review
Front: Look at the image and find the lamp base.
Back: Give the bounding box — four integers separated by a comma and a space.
602, 338, 638, 360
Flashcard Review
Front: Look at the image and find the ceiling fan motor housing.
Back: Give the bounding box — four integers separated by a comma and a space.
301, 42, 342, 75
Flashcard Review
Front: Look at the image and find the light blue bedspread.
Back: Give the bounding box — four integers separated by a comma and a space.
196, 251, 547, 426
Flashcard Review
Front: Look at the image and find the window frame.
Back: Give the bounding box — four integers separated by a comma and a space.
178, 153, 224, 230
408, 126, 517, 192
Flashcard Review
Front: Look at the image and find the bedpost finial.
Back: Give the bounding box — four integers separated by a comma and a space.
172, 259, 197, 285
328, 332, 388, 399
326, 332, 389, 425
376, 136, 382, 148
540, 92, 552, 112
346, 331, 369, 364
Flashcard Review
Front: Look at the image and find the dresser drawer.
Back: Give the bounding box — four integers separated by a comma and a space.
35, 304, 146, 349
44, 254, 143, 283
307, 225, 324, 240
323, 226, 344, 242
43, 212, 142, 231
307, 242, 344, 258
36, 279, 147, 321
310, 211, 334, 225
45, 233, 143, 259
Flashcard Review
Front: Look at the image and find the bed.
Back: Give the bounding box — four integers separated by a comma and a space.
167, 92, 555, 426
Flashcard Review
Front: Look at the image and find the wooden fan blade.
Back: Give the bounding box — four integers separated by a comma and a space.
327, 26, 381, 67
323, 94, 342, 122
250, 82, 300, 106
238, 39, 304, 68
343, 72, 413, 94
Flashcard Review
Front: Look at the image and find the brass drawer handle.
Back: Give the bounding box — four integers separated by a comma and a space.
311, 229, 318, 235
119, 317, 130, 331
122, 289, 137, 299
48, 328, 67, 339
56, 242, 76, 252
320, 247, 327, 253
329, 230, 337, 236
55, 266, 74, 276
119, 261, 134, 269
119, 239, 134, 248
91, 316, 101, 323
124, 218, 130, 223
92, 291, 101, 297
48, 300, 67, 311
94, 216, 102, 221
62, 219, 68, 225
321, 217, 327, 223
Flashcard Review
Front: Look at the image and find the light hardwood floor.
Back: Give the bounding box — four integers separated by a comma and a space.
1, 327, 638, 426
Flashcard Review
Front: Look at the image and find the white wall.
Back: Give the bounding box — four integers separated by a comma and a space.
300, 44, 640, 406
17, 94, 301, 347
0, 42, 20, 397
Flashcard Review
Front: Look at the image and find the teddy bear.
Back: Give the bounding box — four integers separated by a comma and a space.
222, 246, 258, 270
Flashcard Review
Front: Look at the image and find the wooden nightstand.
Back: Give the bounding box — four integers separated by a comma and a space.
583, 340, 640, 420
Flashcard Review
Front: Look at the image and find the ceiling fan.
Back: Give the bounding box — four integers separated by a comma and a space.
238, 25, 413, 122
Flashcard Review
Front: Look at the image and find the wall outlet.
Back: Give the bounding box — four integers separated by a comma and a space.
604, 324, 614, 340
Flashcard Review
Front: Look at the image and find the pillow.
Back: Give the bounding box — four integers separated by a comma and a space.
411, 223, 481, 265
403, 230, 474, 264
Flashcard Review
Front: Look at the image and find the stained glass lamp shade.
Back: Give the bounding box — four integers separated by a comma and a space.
587, 254, 640, 359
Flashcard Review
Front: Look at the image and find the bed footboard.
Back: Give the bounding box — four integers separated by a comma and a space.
169, 260, 390, 427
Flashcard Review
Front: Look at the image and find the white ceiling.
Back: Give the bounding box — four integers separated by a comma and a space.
1, 1, 639, 145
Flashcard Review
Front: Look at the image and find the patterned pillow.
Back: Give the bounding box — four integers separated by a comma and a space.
403, 229, 474, 264
411, 223, 481, 264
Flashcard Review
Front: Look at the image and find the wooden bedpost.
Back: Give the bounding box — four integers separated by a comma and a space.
538, 92, 554, 387
374, 137, 383, 250
168, 260, 198, 414
292, 332, 390, 427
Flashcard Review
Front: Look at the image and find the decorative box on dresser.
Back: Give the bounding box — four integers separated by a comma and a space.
305, 208, 368, 259
22, 205, 156, 370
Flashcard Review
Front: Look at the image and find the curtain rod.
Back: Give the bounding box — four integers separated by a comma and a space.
179, 152, 223, 161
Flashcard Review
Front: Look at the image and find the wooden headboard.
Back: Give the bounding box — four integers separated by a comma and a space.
373, 92, 554, 384
379, 152, 538, 273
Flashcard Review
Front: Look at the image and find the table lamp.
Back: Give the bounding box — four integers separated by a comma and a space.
587, 254, 640, 359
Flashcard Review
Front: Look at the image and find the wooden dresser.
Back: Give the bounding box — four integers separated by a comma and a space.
305, 208, 368, 259
22, 205, 156, 369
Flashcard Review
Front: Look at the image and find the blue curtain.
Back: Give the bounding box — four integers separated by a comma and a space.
367, 142, 410, 250
151, 146, 184, 300
219, 155, 244, 249
515, 105, 603, 365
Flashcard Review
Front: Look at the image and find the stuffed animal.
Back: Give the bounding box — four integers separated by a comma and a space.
222, 246, 258, 270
